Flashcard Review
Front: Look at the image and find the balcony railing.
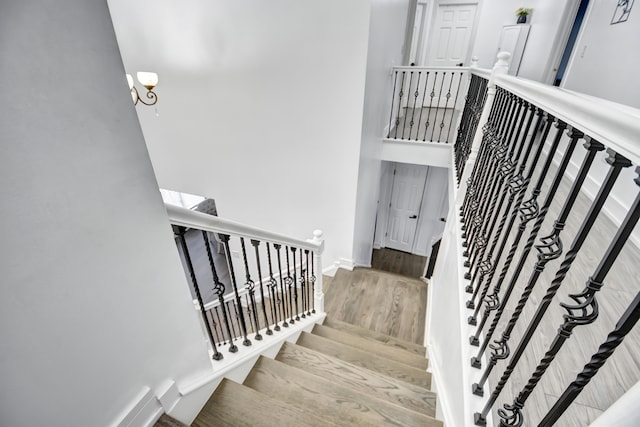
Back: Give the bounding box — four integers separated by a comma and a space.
430, 52, 640, 426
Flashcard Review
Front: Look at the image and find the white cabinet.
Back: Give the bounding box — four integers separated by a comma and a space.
497, 25, 530, 75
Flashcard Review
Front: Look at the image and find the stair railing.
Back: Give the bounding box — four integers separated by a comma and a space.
431, 51, 640, 426
167, 204, 324, 361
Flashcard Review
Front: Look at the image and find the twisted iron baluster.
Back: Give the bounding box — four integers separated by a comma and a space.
251, 239, 272, 336
265, 243, 280, 331
201, 229, 235, 356
447, 72, 464, 144
464, 95, 521, 276
470, 124, 581, 372
220, 234, 251, 347
499, 164, 639, 427
465, 98, 529, 304
174, 227, 223, 360
474, 146, 628, 426
429, 71, 448, 141
467, 104, 541, 328
274, 244, 289, 327
461, 88, 506, 223
401, 71, 414, 140
437, 71, 456, 142
540, 270, 640, 424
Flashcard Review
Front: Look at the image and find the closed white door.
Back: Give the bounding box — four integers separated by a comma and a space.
385, 163, 428, 252
427, 4, 477, 66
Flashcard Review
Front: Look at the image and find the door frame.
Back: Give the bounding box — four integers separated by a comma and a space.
407, 0, 480, 67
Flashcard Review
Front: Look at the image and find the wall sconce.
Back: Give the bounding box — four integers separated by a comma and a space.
127, 72, 158, 106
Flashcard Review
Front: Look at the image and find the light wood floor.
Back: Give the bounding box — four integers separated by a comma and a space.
324, 268, 428, 345
468, 146, 640, 426
372, 248, 428, 279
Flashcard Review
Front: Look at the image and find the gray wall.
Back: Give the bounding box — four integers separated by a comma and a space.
0, 2, 212, 425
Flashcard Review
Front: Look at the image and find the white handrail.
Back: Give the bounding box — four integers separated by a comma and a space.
495, 74, 640, 166
470, 67, 491, 80
393, 65, 470, 72
165, 203, 322, 253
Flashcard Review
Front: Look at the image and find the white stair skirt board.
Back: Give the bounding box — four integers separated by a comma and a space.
322, 258, 356, 277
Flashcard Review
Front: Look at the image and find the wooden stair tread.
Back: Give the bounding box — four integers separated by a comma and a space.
193, 378, 336, 427
322, 317, 427, 356
312, 323, 428, 369
244, 356, 442, 427
296, 331, 431, 389
277, 342, 437, 416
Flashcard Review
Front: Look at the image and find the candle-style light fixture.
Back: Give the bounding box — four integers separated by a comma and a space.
126, 72, 158, 106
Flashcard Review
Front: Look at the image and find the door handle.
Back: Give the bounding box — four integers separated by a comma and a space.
409, 215, 418, 219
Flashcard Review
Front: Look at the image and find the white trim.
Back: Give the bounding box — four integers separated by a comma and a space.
113, 386, 163, 427
166, 204, 322, 253
157, 380, 180, 413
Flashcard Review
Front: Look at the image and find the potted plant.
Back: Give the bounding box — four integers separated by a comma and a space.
516, 7, 532, 23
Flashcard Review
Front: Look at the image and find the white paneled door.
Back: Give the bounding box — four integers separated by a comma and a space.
427, 4, 477, 66
385, 163, 428, 252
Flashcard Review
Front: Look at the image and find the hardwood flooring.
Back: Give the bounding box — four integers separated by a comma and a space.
323, 267, 428, 345
371, 247, 428, 278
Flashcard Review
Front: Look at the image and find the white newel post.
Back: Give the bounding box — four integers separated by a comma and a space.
458, 51, 511, 199
310, 229, 325, 313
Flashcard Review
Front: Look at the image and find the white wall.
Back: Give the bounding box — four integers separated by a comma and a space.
0, 2, 213, 426
563, 0, 640, 109
351, 0, 412, 266
471, 0, 573, 82
108, 0, 371, 271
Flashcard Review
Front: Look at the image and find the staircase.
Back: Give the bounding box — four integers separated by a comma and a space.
192, 315, 442, 426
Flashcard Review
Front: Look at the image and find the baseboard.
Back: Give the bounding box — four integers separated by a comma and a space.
322, 258, 356, 277
113, 386, 163, 427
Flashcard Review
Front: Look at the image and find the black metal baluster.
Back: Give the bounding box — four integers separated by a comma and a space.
423, 71, 439, 141
471, 121, 582, 368
474, 145, 628, 426
225, 301, 237, 341
437, 72, 456, 142
251, 240, 272, 336
540, 279, 640, 425
416, 71, 430, 141
464, 94, 519, 265
220, 234, 251, 347
461, 88, 506, 220
305, 249, 312, 316
174, 226, 223, 360
274, 244, 289, 328
285, 246, 295, 324
244, 294, 255, 334
213, 306, 225, 346
201, 230, 237, 354
401, 71, 414, 140
467, 104, 541, 332
265, 243, 281, 331
310, 252, 316, 313
393, 71, 406, 139
470, 125, 580, 373
465, 98, 529, 302
291, 247, 300, 321
446, 72, 464, 143
429, 72, 447, 141
408, 71, 423, 140
462, 90, 511, 243
240, 238, 262, 340
387, 70, 399, 138
500, 165, 640, 427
